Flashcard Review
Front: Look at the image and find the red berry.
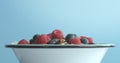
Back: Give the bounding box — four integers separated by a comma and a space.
47, 33, 53, 39
69, 38, 81, 44
87, 37, 93, 44
35, 34, 50, 44
18, 39, 29, 44
51, 29, 64, 39
80, 36, 87, 39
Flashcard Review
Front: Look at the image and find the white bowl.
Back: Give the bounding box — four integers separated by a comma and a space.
6, 43, 114, 63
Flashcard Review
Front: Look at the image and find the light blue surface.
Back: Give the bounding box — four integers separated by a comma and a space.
0, 0, 120, 63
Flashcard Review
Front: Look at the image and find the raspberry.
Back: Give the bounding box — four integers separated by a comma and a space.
87, 37, 93, 44
80, 36, 87, 39
80, 36, 94, 44
35, 34, 50, 44
51, 29, 64, 39
47, 33, 53, 39
69, 38, 81, 44
18, 39, 29, 44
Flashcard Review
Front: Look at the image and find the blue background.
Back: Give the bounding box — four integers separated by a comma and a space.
0, 0, 120, 63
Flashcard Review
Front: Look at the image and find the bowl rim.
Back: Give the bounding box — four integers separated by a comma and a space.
5, 43, 115, 48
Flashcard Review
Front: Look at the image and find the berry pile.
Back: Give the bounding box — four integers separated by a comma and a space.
18, 29, 94, 44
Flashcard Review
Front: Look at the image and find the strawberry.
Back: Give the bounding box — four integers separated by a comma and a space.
69, 37, 81, 44
35, 34, 50, 44
18, 39, 29, 44
87, 37, 93, 44
51, 29, 64, 39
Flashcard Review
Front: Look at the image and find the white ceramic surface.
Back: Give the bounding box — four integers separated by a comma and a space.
6, 44, 114, 63
13, 48, 107, 63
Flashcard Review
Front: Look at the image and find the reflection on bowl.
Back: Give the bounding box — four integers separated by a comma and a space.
6, 43, 114, 63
